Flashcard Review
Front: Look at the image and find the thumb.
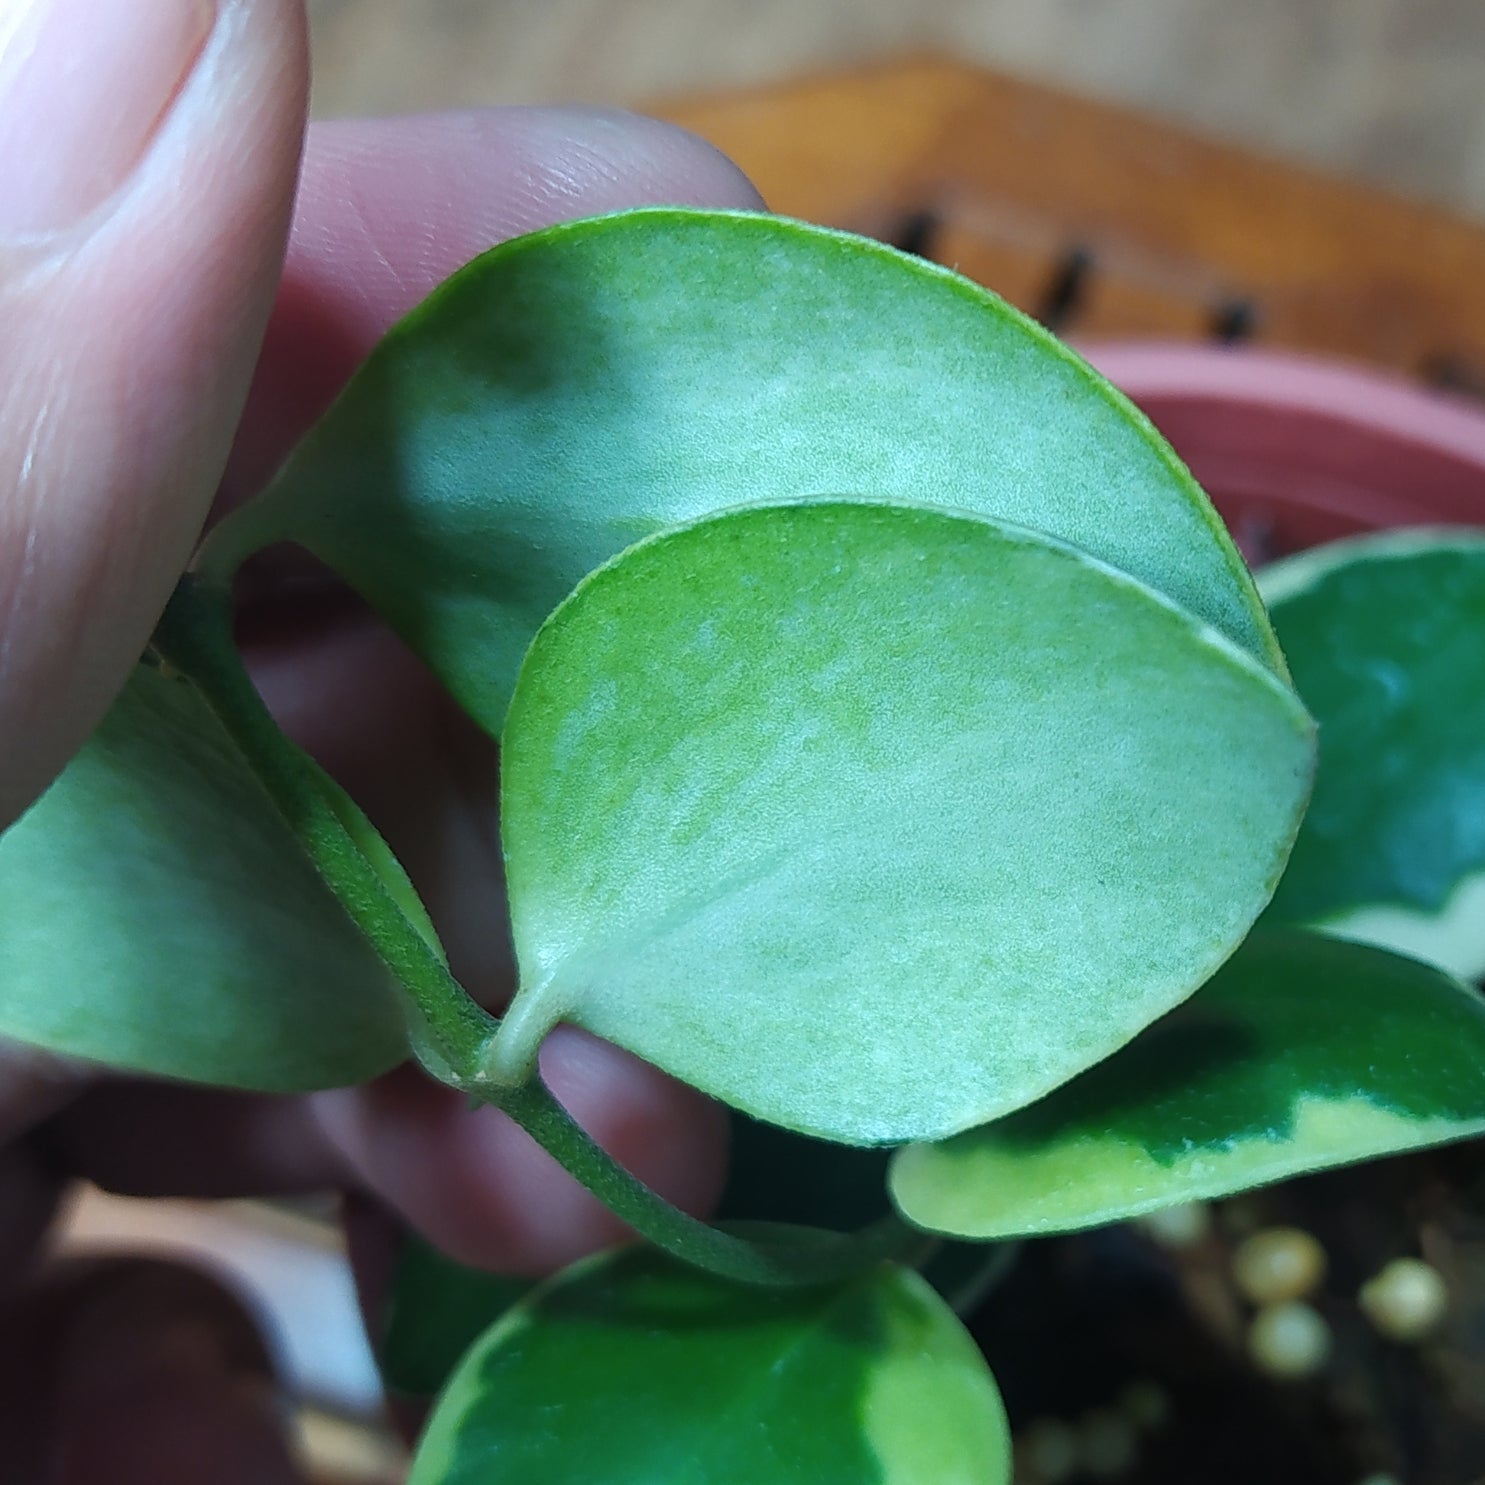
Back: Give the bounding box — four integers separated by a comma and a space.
0, 0, 307, 825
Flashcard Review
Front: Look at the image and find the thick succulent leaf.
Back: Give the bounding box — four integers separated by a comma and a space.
0, 664, 407, 1089
492, 501, 1313, 1144
889, 930, 1485, 1240
216, 208, 1280, 735
406, 1248, 1010, 1485
1260, 531, 1485, 979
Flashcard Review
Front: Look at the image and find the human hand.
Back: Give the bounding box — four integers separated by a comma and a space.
0, 2, 760, 1477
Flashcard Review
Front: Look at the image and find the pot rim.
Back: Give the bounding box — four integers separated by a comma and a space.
1080, 341, 1485, 469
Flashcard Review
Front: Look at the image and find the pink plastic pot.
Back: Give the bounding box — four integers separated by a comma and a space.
1082, 344, 1485, 558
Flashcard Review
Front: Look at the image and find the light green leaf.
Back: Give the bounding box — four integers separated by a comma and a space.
1261, 530, 1485, 979
889, 930, 1485, 1240
209, 208, 1280, 737
407, 1248, 1010, 1485
0, 664, 408, 1089
490, 500, 1313, 1144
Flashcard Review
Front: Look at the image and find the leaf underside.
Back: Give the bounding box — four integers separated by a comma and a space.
0, 664, 407, 1090
495, 500, 1313, 1144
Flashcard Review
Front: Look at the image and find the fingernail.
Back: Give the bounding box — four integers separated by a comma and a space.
0, 0, 215, 237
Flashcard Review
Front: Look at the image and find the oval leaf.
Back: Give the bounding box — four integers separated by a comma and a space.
889, 930, 1485, 1240
1261, 530, 1485, 979
0, 664, 408, 1089
214, 208, 1280, 736
492, 501, 1313, 1143
407, 1248, 1010, 1485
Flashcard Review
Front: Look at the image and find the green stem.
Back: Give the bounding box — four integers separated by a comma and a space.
193, 488, 292, 590
152, 576, 496, 1078
154, 575, 927, 1290
487, 1077, 935, 1287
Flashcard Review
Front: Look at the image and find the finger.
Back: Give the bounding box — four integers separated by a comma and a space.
0, 1043, 93, 1298
32, 1030, 727, 1277
31, 1079, 350, 1200
0, 1142, 60, 1301
0, 0, 308, 826
313, 1029, 730, 1276
0, 1256, 302, 1485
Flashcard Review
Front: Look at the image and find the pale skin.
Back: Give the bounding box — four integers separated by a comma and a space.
0, 2, 759, 1476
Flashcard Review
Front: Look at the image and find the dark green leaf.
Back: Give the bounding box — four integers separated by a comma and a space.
381, 1235, 533, 1397
0, 664, 408, 1089
1262, 531, 1485, 978
209, 209, 1281, 737
407, 1248, 1010, 1485
489, 501, 1313, 1143
889, 930, 1485, 1240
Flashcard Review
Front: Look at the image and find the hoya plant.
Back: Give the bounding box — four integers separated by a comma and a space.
2, 208, 1483, 1482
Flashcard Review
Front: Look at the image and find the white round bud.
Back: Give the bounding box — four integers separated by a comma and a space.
1358, 1258, 1448, 1343
1232, 1226, 1327, 1305
1137, 1201, 1212, 1249
1248, 1301, 1332, 1379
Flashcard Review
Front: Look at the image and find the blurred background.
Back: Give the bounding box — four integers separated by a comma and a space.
302, 0, 1485, 397
307, 0, 1485, 217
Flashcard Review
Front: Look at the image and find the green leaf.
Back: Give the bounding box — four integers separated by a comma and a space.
1261, 531, 1485, 979
0, 663, 408, 1089
490, 500, 1314, 1144
151, 576, 487, 1086
210, 208, 1281, 737
889, 929, 1485, 1240
381, 1235, 533, 1397
406, 1248, 1010, 1485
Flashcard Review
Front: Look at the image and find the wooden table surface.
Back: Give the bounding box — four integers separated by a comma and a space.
307, 0, 1485, 222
